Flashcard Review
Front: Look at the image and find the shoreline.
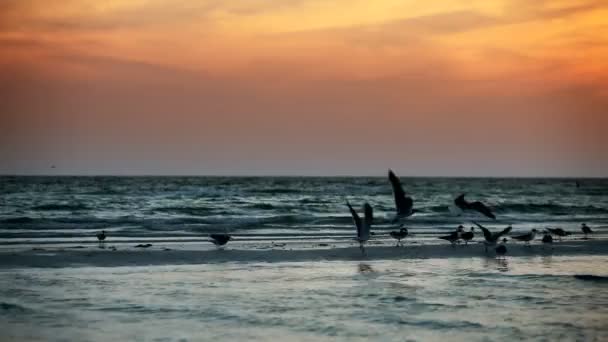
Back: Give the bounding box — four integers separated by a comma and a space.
1, 239, 607, 268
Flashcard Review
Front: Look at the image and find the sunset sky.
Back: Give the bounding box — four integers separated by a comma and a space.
1, 0, 607, 176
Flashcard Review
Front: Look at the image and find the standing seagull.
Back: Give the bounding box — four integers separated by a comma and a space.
542, 231, 553, 249
495, 238, 508, 258
511, 229, 538, 246
388, 170, 418, 223
347, 201, 373, 256
96, 230, 106, 243
389, 225, 408, 246
454, 194, 496, 220
473, 221, 512, 252
209, 233, 232, 248
581, 223, 593, 239
546, 227, 571, 241
438, 226, 464, 246
461, 227, 475, 245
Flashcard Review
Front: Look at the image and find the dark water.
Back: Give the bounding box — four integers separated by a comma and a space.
1, 257, 607, 341
1, 176, 607, 246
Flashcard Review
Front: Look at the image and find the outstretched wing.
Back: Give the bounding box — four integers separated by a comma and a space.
473, 221, 492, 241
347, 201, 362, 238
454, 194, 467, 210
494, 226, 512, 240
470, 201, 496, 219
389, 170, 413, 215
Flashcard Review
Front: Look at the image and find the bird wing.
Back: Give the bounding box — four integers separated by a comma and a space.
388, 170, 413, 215
473, 221, 492, 241
346, 201, 362, 237
454, 194, 467, 210
361, 202, 372, 241
493, 226, 512, 240
470, 201, 496, 219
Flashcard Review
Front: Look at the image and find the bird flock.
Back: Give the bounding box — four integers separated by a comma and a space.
346, 169, 594, 256
95, 170, 595, 256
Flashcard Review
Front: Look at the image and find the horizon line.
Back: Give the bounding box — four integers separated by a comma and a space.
1, 173, 606, 179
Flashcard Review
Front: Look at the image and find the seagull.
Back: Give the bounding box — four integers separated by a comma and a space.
461, 227, 475, 245
439, 225, 464, 246
495, 238, 508, 257
389, 225, 408, 246
96, 230, 106, 242
454, 194, 496, 220
581, 223, 593, 239
347, 201, 373, 256
541, 231, 553, 248
511, 229, 538, 246
388, 170, 418, 223
546, 227, 571, 241
209, 233, 232, 248
473, 221, 512, 252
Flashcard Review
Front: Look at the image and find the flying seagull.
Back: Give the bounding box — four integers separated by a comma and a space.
209, 233, 232, 248
454, 194, 496, 220
461, 227, 475, 245
473, 221, 512, 252
546, 227, 571, 241
511, 229, 538, 246
347, 201, 372, 256
388, 170, 418, 223
439, 225, 464, 246
581, 223, 593, 239
389, 225, 408, 246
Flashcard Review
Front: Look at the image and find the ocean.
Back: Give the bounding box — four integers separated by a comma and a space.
1, 176, 607, 341
1, 176, 607, 247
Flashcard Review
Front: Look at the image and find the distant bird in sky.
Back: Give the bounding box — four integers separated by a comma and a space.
439, 225, 464, 246
210, 233, 232, 248
347, 201, 373, 256
389, 225, 408, 246
581, 223, 593, 239
495, 238, 508, 257
461, 227, 475, 245
511, 229, 537, 245
473, 221, 512, 252
454, 194, 496, 220
388, 170, 418, 223
546, 227, 571, 241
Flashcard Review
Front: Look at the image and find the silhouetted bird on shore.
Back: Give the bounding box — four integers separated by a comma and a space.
210, 233, 231, 248
439, 225, 464, 246
454, 194, 496, 219
388, 170, 418, 223
542, 231, 553, 248
581, 223, 593, 239
96, 230, 106, 242
347, 201, 373, 256
389, 226, 408, 246
473, 221, 512, 252
461, 227, 475, 245
512, 229, 537, 246
495, 238, 508, 257
546, 227, 571, 241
